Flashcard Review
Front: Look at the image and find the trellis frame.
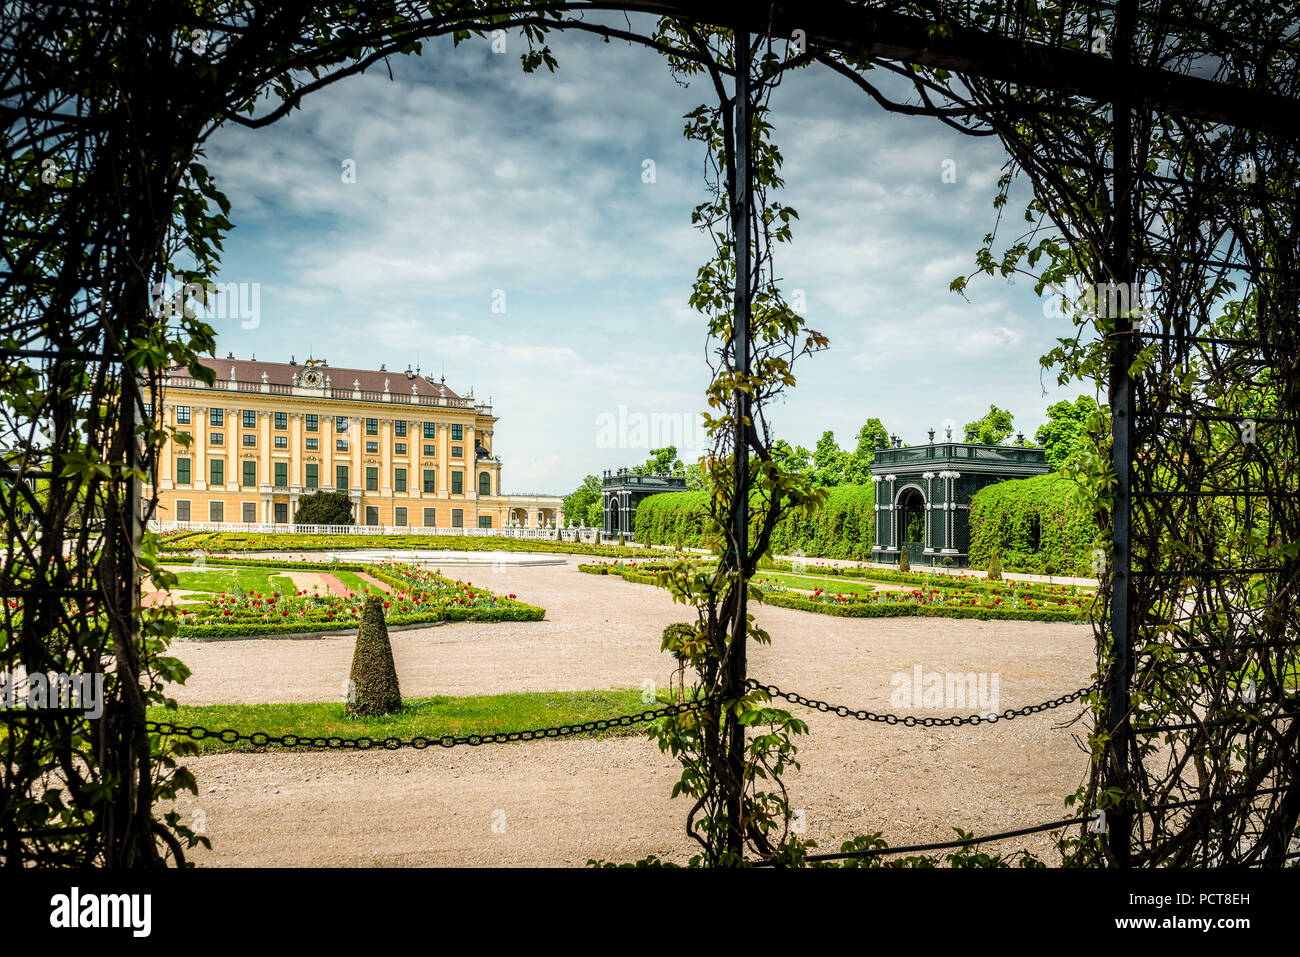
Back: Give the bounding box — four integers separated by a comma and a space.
2, 0, 1297, 866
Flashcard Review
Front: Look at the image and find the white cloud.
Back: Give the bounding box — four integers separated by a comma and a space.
204, 22, 1082, 493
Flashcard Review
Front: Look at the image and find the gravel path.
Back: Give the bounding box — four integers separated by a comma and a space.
166, 556, 1097, 866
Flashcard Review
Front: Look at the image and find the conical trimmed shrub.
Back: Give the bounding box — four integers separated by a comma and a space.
346, 595, 402, 716
898, 546, 910, 572
987, 553, 1003, 581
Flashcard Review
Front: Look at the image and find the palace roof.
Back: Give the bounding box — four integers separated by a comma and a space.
172, 356, 462, 401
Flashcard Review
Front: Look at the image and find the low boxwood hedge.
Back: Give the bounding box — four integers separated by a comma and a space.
579, 562, 1090, 623
173, 559, 544, 639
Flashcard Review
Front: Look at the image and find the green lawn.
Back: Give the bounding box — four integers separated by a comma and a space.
170, 565, 296, 595
148, 688, 672, 753
755, 571, 878, 596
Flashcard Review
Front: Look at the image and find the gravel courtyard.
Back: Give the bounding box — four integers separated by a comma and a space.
166, 555, 1097, 866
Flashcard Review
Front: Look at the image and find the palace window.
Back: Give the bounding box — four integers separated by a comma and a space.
209, 501, 223, 522
451, 471, 463, 495
423, 469, 435, 493
479, 472, 491, 496
451, 445, 463, 458
365, 441, 378, 453
394, 507, 407, 527
175, 499, 190, 521
242, 410, 256, 428
336, 438, 348, 452
451, 424, 463, 441
394, 420, 407, 437
423, 422, 436, 439
305, 414, 318, 432
275, 435, 287, 449
305, 463, 319, 490
365, 506, 379, 526
210, 408, 224, 426
365, 418, 377, 435
394, 442, 406, 456
336, 465, 349, 490
242, 433, 256, 447
305, 437, 318, 451
423, 507, 437, 527
423, 444, 436, 456
242, 502, 257, 523
365, 467, 378, 491
209, 432, 224, 446
451, 508, 463, 528
478, 515, 492, 529
274, 412, 287, 430
394, 468, 407, 493
274, 462, 288, 487
209, 459, 223, 486
335, 415, 348, 433
176, 406, 191, 425
242, 461, 256, 487
176, 457, 191, 485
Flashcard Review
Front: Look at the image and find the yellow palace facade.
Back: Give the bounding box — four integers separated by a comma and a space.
147, 355, 564, 530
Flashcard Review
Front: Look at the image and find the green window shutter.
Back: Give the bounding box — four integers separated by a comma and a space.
274, 462, 287, 487
336, 465, 349, 490
451, 471, 463, 494
394, 468, 406, 492
209, 459, 223, 486
305, 464, 318, 489
176, 458, 191, 485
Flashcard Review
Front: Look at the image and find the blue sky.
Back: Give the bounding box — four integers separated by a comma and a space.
198, 19, 1088, 495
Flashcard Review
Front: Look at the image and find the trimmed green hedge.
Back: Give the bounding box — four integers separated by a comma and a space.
634, 486, 876, 560
579, 563, 1091, 623
967, 474, 1096, 576
754, 590, 1083, 623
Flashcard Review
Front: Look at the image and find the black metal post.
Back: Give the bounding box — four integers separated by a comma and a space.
725, 23, 752, 863
1105, 0, 1137, 867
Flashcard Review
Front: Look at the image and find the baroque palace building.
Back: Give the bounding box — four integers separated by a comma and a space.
147, 355, 564, 529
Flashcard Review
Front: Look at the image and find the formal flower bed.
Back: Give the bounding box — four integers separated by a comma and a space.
580, 562, 1091, 623
175, 560, 543, 639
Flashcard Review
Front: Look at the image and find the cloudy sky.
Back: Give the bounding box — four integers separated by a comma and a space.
199, 18, 1088, 496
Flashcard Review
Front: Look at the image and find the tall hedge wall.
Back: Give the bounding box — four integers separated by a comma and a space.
967, 473, 1096, 576
634, 486, 876, 560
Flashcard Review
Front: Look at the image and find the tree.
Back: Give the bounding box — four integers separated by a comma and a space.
964, 405, 1016, 445
635, 446, 683, 476
346, 595, 402, 717
770, 439, 811, 475
562, 474, 603, 527
811, 431, 848, 487
1035, 395, 1099, 471
293, 490, 353, 525
844, 417, 889, 485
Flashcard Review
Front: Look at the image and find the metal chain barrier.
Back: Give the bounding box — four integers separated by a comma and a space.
143, 698, 709, 750
141, 676, 1100, 751
746, 678, 1101, 727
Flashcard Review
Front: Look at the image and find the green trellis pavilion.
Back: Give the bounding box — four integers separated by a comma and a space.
870, 428, 1049, 567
